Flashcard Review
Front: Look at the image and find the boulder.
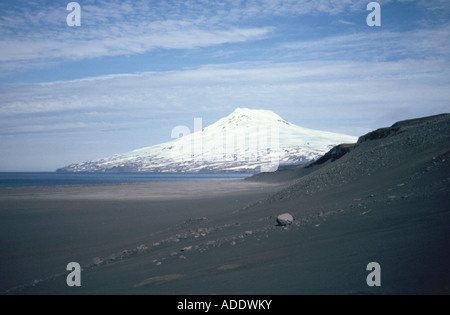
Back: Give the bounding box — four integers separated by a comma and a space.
277, 213, 294, 226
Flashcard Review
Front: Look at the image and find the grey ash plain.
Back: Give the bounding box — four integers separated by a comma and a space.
1, 114, 449, 294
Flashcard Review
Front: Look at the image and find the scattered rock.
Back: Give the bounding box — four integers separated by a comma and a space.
277, 213, 294, 226
181, 246, 192, 252
137, 244, 147, 250
230, 241, 236, 246
93, 257, 103, 266
107, 254, 118, 262
137, 244, 148, 254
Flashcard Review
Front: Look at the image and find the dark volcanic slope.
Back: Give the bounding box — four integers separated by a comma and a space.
248, 113, 450, 187
236, 113, 450, 293
266, 113, 450, 200
5, 113, 450, 295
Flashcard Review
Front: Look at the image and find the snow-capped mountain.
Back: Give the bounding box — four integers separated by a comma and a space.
57, 108, 357, 173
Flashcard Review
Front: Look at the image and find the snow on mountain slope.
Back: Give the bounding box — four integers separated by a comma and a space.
57, 108, 357, 173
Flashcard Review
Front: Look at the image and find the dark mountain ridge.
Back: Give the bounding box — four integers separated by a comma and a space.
248, 113, 450, 183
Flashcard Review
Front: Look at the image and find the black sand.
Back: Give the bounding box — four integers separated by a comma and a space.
1, 114, 449, 295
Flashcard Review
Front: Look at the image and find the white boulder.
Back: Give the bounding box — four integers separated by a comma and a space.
277, 213, 294, 226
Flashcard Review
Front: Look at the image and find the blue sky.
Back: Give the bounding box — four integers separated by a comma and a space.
0, 0, 449, 171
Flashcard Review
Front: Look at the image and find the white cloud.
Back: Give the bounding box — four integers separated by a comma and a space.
337, 19, 356, 25
0, 24, 271, 64
0, 0, 400, 71
0, 1, 275, 71
282, 25, 450, 62
1, 122, 89, 135
2, 21, 449, 135
1, 56, 448, 137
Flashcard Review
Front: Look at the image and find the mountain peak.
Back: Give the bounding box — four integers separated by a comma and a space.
229, 107, 281, 119
58, 108, 358, 173
211, 108, 286, 130
231, 107, 268, 114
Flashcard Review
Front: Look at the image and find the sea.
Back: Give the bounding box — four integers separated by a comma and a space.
0, 172, 252, 188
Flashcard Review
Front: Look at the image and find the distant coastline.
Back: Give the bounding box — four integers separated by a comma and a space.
0, 172, 251, 188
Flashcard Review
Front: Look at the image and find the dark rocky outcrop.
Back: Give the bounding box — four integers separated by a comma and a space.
309, 143, 357, 166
